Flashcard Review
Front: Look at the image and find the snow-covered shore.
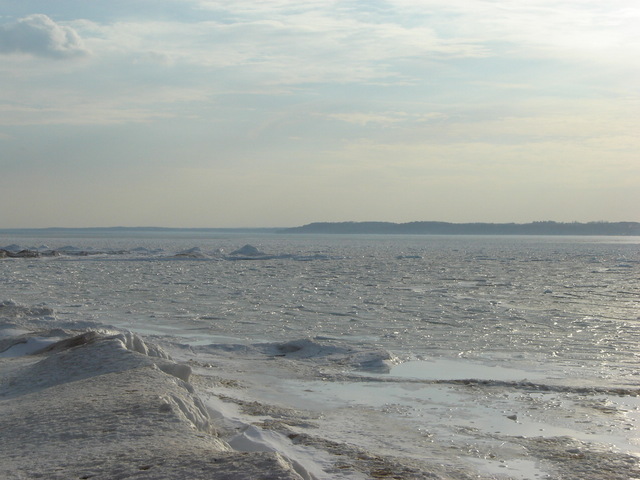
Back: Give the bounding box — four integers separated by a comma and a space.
0, 317, 305, 479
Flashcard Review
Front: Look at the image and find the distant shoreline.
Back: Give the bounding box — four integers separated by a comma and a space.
280, 221, 640, 236
1, 221, 639, 236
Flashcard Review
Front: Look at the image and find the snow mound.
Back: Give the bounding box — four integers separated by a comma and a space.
0, 324, 304, 479
197, 337, 398, 373
229, 244, 265, 257
0, 299, 55, 319
270, 338, 399, 372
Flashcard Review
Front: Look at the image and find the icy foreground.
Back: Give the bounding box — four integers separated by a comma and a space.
0, 323, 303, 479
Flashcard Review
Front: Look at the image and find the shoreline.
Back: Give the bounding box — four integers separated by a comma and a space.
2, 220, 640, 237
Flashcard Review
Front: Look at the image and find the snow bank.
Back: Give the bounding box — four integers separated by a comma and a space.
269, 338, 398, 372
0, 299, 55, 319
0, 318, 305, 479
197, 337, 399, 373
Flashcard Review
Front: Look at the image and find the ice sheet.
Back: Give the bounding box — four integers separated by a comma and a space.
2, 233, 639, 479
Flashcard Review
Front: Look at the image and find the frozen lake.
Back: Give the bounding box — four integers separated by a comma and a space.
1, 231, 639, 479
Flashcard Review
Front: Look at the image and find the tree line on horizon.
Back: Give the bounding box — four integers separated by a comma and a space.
281, 221, 640, 236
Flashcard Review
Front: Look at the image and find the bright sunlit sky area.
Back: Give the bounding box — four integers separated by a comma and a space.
1, 1, 638, 227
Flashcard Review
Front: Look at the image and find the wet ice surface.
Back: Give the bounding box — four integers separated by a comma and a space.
1, 232, 640, 479
169, 336, 639, 479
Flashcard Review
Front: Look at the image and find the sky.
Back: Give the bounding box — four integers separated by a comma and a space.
0, 1, 638, 228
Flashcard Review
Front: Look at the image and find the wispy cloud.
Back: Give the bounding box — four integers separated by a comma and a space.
1, 1, 638, 225
0, 86, 208, 126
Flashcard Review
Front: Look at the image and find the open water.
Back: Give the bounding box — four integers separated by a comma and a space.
1, 231, 639, 479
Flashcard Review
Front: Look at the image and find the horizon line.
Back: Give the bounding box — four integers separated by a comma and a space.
2, 220, 640, 231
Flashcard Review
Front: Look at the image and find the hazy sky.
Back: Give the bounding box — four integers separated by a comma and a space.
1, 1, 638, 227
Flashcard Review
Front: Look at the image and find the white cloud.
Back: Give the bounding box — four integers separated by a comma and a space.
0, 14, 89, 59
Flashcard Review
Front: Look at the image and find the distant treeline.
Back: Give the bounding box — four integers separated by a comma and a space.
280, 221, 640, 236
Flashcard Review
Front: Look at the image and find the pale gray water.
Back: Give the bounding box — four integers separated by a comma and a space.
1, 232, 639, 479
